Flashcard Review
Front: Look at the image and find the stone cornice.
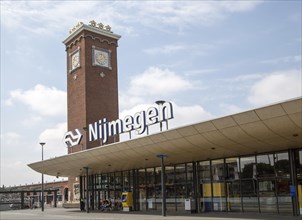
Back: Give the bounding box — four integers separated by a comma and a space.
63, 22, 121, 48
64, 33, 119, 50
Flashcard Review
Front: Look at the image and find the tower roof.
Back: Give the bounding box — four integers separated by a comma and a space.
63, 20, 121, 45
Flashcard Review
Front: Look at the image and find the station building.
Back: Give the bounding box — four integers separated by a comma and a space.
28, 21, 302, 216
0, 180, 68, 209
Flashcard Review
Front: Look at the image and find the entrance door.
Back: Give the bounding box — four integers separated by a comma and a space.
275, 152, 292, 215
226, 181, 241, 212
256, 154, 277, 214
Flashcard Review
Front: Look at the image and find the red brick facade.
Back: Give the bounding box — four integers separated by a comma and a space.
65, 29, 120, 152
63, 25, 120, 202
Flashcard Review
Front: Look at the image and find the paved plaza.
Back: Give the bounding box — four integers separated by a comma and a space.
0, 208, 301, 220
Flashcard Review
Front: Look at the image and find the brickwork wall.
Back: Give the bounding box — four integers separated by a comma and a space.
66, 29, 119, 152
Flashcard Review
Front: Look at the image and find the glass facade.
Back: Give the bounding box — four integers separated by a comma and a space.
225, 157, 241, 212
80, 148, 302, 216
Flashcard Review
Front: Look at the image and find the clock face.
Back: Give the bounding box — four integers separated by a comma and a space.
96, 52, 108, 65
71, 52, 80, 70
94, 49, 109, 67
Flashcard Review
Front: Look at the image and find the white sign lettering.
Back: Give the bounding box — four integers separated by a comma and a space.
89, 101, 173, 143
64, 101, 173, 147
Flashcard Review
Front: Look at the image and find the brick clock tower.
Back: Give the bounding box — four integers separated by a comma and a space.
63, 21, 120, 202
63, 21, 121, 153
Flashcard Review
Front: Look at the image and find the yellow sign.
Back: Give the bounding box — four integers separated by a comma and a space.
122, 192, 133, 208
203, 182, 225, 197
298, 184, 302, 215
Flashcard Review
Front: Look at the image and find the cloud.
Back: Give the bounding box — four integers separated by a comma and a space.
6, 84, 66, 117
1, 1, 262, 35
1, 123, 67, 186
119, 101, 214, 141
119, 95, 146, 112
1, 157, 38, 186
120, 66, 195, 110
38, 122, 67, 159
223, 73, 263, 83
120, 102, 213, 127
219, 103, 244, 115
130, 1, 262, 31
21, 115, 42, 127
220, 1, 263, 12
261, 55, 301, 64
144, 43, 188, 55
169, 103, 214, 127
0, 132, 22, 146
1, 1, 100, 35
248, 69, 302, 106
144, 43, 216, 57
1, 157, 61, 186
128, 67, 194, 96
118, 65, 213, 139
185, 68, 221, 76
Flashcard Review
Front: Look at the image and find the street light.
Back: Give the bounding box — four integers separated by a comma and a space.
156, 154, 168, 217
39, 142, 45, 212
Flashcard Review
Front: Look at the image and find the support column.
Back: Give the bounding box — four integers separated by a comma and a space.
192, 162, 198, 213
53, 190, 57, 208
239, 157, 244, 212
223, 158, 228, 212
209, 160, 214, 211
21, 192, 24, 209
41, 175, 44, 211
80, 176, 83, 201
132, 169, 137, 211
91, 175, 94, 210
195, 163, 201, 213
84, 167, 89, 213
156, 154, 167, 217
161, 157, 166, 216
289, 149, 299, 216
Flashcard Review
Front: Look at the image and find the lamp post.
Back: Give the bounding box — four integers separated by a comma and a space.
156, 154, 168, 217
39, 142, 45, 212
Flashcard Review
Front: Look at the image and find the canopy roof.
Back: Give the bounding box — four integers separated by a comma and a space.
28, 98, 302, 177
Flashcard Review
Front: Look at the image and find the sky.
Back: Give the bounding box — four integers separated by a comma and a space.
1, 1, 301, 187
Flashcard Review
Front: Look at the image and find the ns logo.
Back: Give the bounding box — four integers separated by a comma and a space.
64, 129, 83, 148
